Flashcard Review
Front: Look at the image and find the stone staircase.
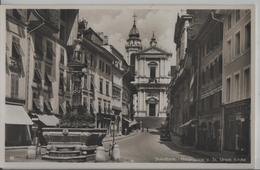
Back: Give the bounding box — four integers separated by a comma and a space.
42, 142, 97, 162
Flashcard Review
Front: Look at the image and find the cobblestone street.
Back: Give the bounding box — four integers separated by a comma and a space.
104, 130, 207, 163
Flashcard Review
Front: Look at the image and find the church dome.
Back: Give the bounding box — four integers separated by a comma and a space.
129, 23, 140, 37
128, 15, 140, 38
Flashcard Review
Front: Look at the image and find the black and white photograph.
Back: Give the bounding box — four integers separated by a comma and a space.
3, 5, 253, 167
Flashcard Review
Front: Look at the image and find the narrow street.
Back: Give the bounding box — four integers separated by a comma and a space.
104, 130, 208, 163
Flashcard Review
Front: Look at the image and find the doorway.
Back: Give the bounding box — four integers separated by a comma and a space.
149, 104, 156, 116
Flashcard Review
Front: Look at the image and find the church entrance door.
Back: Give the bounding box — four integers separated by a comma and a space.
149, 104, 156, 116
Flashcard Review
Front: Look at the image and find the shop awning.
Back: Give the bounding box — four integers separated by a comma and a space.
38, 114, 59, 127
112, 105, 122, 111
5, 104, 33, 125
122, 118, 131, 123
179, 119, 197, 128
129, 120, 138, 127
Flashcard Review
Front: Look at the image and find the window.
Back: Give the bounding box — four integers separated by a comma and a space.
59, 72, 64, 90
202, 71, 205, 85
150, 67, 156, 79
46, 41, 53, 60
226, 78, 231, 102
83, 97, 87, 108
227, 40, 231, 62
72, 94, 81, 107
102, 62, 105, 72
32, 90, 40, 99
106, 64, 111, 75
45, 64, 52, 76
66, 74, 70, 91
90, 99, 94, 114
35, 34, 43, 58
235, 32, 240, 55
106, 82, 109, 96
245, 22, 251, 49
149, 104, 156, 116
210, 64, 214, 80
219, 55, 223, 74
98, 100, 102, 113
11, 73, 19, 98
60, 48, 64, 65
12, 36, 21, 58
235, 10, 240, 22
83, 75, 88, 89
234, 73, 240, 100
104, 103, 107, 114
12, 9, 21, 20
91, 75, 94, 91
90, 55, 94, 67
228, 14, 232, 29
99, 78, 103, 94
244, 68, 250, 98
73, 81, 81, 91
99, 60, 102, 71
59, 24, 66, 41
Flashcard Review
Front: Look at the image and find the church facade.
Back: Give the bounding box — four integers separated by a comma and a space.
125, 16, 171, 122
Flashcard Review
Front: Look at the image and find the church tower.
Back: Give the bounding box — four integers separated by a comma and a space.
125, 14, 142, 67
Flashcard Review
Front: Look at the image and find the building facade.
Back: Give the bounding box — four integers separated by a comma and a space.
103, 44, 129, 135
5, 9, 33, 146
126, 16, 171, 128
27, 10, 79, 131
5, 9, 79, 146
194, 11, 223, 152
168, 10, 251, 160
168, 10, 223, 148
222, 10, 251, 156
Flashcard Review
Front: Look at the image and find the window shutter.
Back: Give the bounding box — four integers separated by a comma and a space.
52, 43, 56, 81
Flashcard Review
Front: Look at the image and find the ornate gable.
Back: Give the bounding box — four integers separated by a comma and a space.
137, 46, 171, 56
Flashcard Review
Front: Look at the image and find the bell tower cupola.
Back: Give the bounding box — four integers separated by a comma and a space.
125, 14, 142, 66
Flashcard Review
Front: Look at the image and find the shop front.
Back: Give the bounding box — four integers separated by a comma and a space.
5, 104, 33, 146
224, 99, 250, 157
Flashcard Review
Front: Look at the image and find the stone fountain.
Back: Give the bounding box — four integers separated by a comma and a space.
41, 128, 107, 162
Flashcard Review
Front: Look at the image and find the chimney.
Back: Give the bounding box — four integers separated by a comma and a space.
98, 32, 104, 40
103, 35, 109, 45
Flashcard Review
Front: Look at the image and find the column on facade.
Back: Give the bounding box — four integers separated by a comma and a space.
140, 90, 144, 112
137, 91, 141, 113
144, 59, 146, 78
135, 56, 138, 75
142, 59, 145, 77
138, 59, 141, 77
162, 90, 166, 112
159, 60, 163, 78
156, 102, 159, 117
159, 91, 163, 113
143, 90, 146, 111
163, 59, 166, 77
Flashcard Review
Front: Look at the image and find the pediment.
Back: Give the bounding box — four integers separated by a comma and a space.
138, 46, 171, 56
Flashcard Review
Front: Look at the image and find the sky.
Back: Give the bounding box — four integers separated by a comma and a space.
79, 9, 178, 66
